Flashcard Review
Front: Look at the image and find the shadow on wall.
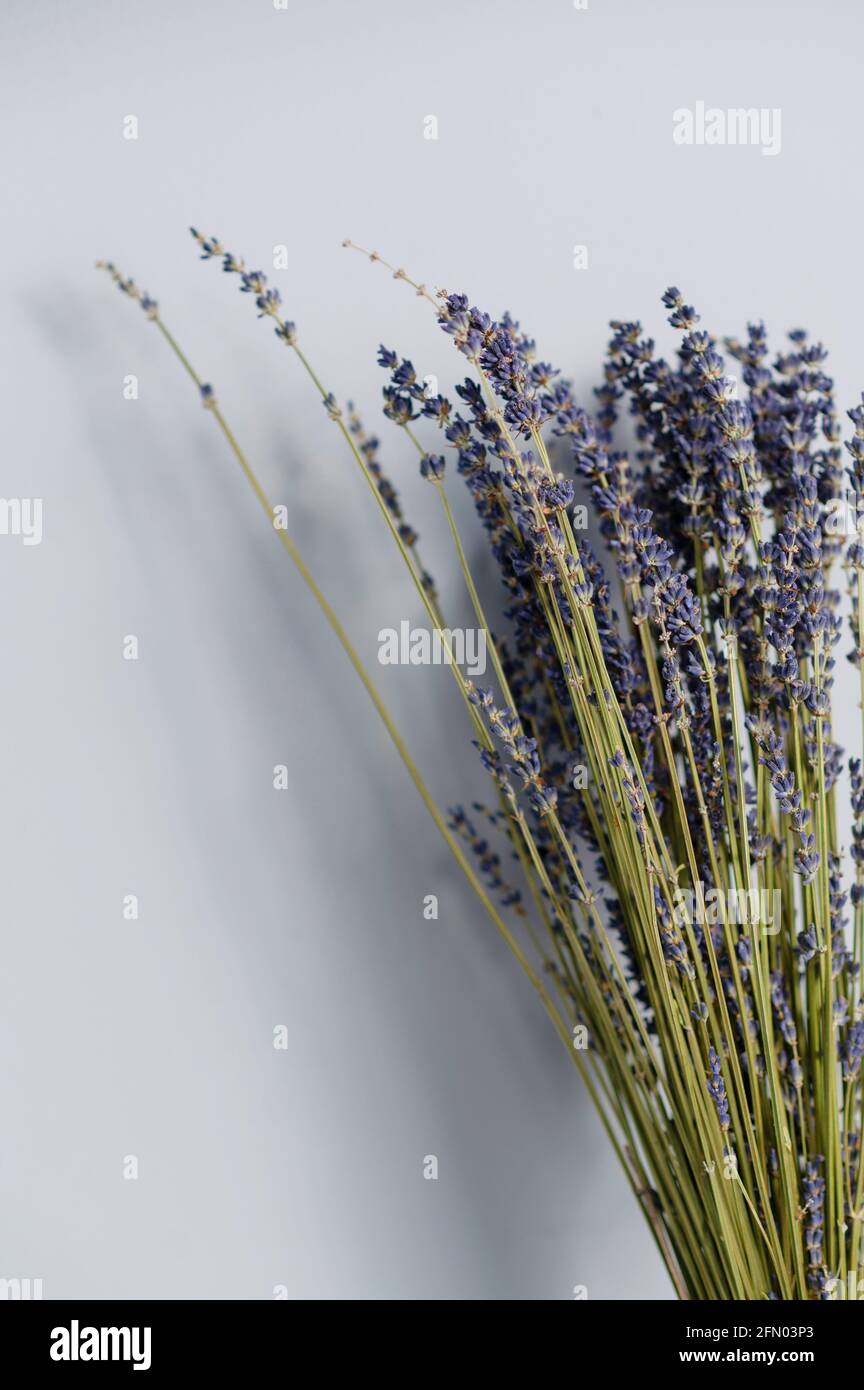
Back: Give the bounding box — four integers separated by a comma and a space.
22, 278, 645, 1298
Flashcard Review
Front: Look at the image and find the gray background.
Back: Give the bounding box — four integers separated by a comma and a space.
1, 0, 861, 1300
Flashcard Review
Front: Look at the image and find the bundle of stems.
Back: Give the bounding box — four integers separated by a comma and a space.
97, 232, 864, 1301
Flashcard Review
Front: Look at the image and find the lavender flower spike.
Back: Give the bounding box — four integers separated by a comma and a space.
707, 1047, 731, 1131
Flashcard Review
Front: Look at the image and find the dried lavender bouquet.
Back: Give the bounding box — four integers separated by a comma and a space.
97, 231, 864, 1302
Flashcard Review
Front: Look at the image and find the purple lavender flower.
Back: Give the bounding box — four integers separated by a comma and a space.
706, 1047, 731, 1131
419, 454, 446, 482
